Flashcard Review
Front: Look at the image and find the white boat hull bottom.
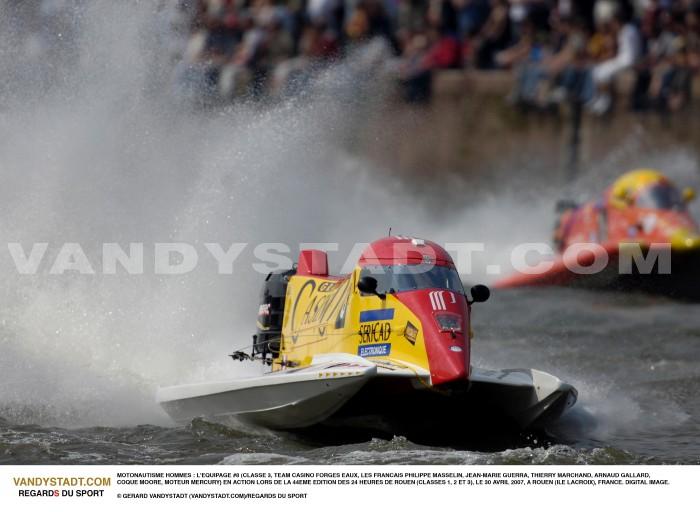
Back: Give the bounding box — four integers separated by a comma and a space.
467, 367, 578, 428
157, 355, 577, 435
157, 355, 377, 429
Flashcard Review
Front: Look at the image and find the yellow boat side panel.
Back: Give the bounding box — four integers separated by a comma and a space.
275, 269, 430, 373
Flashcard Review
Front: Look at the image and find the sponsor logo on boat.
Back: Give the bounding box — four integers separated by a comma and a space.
358, 343, 391, 357
429, 290, 455, 311
317, 281, 339, 292
289, 278, 351, 342
359, 322, 391, 344
404, 321, 418, 345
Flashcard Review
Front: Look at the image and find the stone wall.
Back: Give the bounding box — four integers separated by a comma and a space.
356, 70, 700, 191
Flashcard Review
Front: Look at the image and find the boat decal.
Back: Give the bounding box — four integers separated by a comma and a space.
335, 302, 347, 329
359, 322, 391, 344
359, 308, 394, 322
324, 362, 370, 369
404, 321, 418, 345
290, 279, 316, 343
429, 290, 455, 310
289, 278, 351, 343
358, 343, 391, 357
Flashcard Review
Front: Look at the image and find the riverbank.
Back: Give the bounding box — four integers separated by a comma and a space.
357, 70, 700, 190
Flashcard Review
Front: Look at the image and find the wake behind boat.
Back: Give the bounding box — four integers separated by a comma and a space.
158, 236, 577, 442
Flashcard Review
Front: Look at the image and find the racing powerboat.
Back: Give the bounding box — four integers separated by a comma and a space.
495, 169, 700, 299
158, 236, 577, 442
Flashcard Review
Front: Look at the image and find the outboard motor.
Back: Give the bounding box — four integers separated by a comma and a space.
254, 268, 295, 359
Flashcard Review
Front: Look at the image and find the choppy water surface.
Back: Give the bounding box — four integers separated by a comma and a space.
1, 1, 699, 466
3, 288, 699, 465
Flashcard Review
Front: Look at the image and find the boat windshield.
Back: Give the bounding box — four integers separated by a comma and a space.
635, 184, 685, 211
359, 264, 465, 295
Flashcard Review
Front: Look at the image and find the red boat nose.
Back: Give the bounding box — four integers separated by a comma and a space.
394, 289, 471, 385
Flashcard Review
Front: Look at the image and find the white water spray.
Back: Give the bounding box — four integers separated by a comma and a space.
1, 1, 697, 433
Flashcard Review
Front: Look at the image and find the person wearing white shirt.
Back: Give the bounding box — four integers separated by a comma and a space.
588, 1, 642, 114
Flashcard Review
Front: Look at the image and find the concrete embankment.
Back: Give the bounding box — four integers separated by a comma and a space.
355, 70, 700, 190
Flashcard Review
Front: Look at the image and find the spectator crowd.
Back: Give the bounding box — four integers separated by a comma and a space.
171, 0, 700, 113
169, 0, 700, 113
10, 0, 698, 114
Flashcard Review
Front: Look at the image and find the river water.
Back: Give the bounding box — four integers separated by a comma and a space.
1, 1, 699, 466
3, 286, 699, 465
